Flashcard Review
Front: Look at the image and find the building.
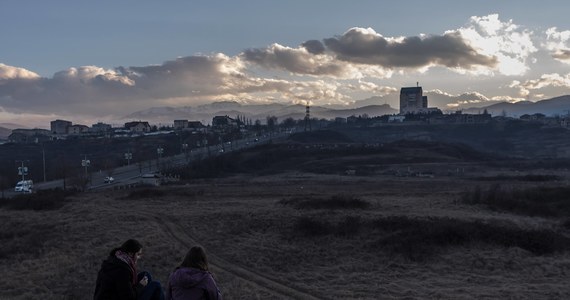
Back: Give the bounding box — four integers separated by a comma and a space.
50, 119, 72, 135
400, 86, 441, 115
400, 86, 426, 114
124, 121, 151, 133
212, 116, 240, 132
8, 128, 52, 143
68, 124, 89, 135
91, 122, 112, 133
173, 120, 189, 130
187, 121, 207, 132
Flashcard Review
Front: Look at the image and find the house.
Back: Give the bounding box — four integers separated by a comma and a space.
50, 119, 72, 135
8, 128, 52, 143
212, 116, 239, 131
91, 122, 112, 133
173, 120, 189, 130
68, 124, 89, 135
187, 121, 207, 132
125, 121, 151, 133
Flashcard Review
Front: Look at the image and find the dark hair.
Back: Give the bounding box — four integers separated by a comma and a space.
110, 239, 142, 256
180, 246, 209, 271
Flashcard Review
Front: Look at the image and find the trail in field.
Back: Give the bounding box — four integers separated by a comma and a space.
148, 213, 322, 300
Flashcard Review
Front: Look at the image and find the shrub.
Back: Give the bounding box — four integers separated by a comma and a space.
461, 184, 570, 217
291, 215, 570, 261
0, 188, 76, 211
372, 216, 570, 260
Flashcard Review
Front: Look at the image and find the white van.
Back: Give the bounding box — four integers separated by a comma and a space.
15, 180, 33, 193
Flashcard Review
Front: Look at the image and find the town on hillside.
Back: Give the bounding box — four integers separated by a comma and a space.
5, 85, 570, 144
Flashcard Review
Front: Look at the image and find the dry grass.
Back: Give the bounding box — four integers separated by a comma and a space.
2, 166, 570, 299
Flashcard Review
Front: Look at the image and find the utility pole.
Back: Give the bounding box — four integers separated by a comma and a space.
81, 154, 90, 186
124, 150, 132, 166
42, 144, 46, 182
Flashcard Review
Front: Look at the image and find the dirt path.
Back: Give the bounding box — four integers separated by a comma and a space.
149, 213, 322, 300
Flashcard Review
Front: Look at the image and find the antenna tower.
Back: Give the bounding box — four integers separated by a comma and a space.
304, 101, 311, 132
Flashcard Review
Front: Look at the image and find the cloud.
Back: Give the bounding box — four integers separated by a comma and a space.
351, 80, 397, 95
510, 73, 570, 97
454, 14, 537, 75
0, 64, 40, 80
241, 43, 372, 78
0, 55, 253, 116
0, 14, 563, 124
323, 27, 497, 70
545, 27, 570, 63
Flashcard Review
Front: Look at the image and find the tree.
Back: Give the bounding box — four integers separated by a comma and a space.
266, 115, 278, 133
281, 117, 296, 128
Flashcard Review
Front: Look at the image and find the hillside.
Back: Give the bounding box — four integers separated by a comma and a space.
0, 126, 11, 139
1, 139, 569, 299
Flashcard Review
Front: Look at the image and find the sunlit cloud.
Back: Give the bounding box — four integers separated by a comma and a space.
545, 27, 570, 63
453, 14, 537, 75
0, 64, 40, 80
510, 73, 570, 97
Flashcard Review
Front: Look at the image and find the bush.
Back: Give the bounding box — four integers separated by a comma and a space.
279, 195, 370, 210
462, 184, 570, 217
0, 188, 76, 211
372, 216, 570, 260
290, 215, 570, 261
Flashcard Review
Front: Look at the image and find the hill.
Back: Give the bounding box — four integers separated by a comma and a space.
0, 126, 11, 139
1, 138, 569, 298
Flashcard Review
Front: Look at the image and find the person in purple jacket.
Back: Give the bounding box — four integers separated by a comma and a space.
165, 246, 222, 300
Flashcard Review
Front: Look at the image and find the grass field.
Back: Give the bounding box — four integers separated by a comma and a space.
2, 138, 570, 299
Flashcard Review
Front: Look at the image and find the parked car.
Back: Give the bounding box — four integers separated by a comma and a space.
14, 180, 33, 193
104, 176, 114, 183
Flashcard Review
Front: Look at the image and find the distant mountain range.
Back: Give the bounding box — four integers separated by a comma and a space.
123, 102, 398, 124
123, 95, 570, 125
462, 95, 570, 117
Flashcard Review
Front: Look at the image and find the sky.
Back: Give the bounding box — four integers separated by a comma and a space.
2, 0, 570, 128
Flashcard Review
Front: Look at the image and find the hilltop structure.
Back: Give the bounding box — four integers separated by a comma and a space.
399, 85, 440, 115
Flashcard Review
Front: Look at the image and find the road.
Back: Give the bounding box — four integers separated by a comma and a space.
2, 132, 290, 197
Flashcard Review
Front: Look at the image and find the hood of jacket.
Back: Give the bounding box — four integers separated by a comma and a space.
169, 267, 210, 289
101, 255, 131, 274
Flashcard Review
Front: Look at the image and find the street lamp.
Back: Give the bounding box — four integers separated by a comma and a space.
156, 146, 164, 171
81, 155, 90, 177
124, 151, 132, 165
182, 143, 189, 162
81, 154, 91, 187
16, 161, 28, 182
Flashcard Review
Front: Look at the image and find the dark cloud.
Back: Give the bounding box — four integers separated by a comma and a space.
302, 40, 325, 54
323, 28, 497, 68
242, 44, 348, 76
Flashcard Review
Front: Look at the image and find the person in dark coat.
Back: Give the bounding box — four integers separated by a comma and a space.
137, 271, 165, 300
165, 246, 222, 300
94, 239, 149, 300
